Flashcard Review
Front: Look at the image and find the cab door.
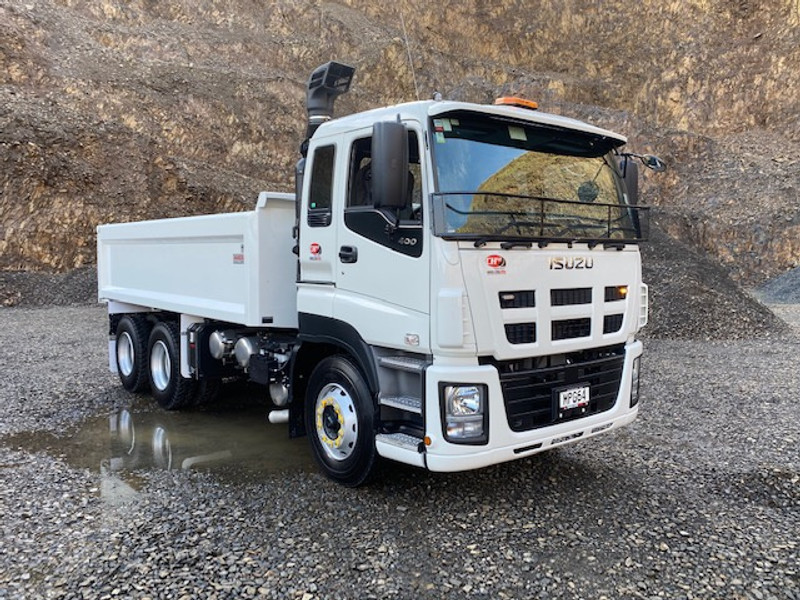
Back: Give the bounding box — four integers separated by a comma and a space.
333, 124, 431, 351
299, 143, 340, 284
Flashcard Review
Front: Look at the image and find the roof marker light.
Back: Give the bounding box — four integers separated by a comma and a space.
494, 96, 539, 110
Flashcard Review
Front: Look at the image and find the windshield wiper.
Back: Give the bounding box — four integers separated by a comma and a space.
472, 218, 539, 248
500, 241, 532, 250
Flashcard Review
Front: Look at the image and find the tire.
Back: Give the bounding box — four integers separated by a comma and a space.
305, 355, 377, 487
147, 321, 196, 410
192, 378, 222, 407
115, 315, 151, 393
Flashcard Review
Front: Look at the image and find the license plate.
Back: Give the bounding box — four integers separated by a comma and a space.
558, 385, 590, 410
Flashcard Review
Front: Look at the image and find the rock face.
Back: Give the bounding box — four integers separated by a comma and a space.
1, 0, 799, 285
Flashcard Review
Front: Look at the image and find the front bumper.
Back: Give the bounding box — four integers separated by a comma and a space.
422, 339, 642, 472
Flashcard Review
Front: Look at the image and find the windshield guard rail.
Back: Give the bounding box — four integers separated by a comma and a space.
432, 192, 649, 246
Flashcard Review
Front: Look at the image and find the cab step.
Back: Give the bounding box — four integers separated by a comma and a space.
375, 432, 426, 468
378, 355, 430, 373
379, 394, 422, 414
375, 432, 424, 452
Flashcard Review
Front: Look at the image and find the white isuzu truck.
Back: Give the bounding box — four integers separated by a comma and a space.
98, 62, 662, 486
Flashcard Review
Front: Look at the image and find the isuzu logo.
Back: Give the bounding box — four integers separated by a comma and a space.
549, 257, 594, 270
486, 255, 506, 269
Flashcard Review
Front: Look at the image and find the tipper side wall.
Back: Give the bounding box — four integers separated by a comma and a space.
97, 192, 297, 328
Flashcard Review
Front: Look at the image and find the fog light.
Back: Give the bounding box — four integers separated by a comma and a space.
441, 384, 488, 444
446, 418, 485, 439
630, 357, 641, 407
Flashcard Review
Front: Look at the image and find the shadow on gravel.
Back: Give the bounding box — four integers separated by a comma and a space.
367, 442, 644, 512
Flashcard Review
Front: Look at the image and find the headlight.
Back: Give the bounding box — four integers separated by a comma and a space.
446, 385, 482, 415
630, 357, 641, 407
441, 384, 488, 444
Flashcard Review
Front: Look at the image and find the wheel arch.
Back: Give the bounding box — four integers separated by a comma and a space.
289, 313, 380, 438
296, 313, 379, 393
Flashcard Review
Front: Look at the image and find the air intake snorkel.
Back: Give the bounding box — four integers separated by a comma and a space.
300, 61, 355, 157
294, 61, 356, 256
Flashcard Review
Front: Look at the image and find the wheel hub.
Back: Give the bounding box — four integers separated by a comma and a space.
150, 340, 171, 392
322, 405, 341, 439
117, 331, 134, 377
314, 383, 358, 462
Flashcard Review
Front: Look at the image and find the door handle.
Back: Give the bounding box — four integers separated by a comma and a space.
339, 245, 358, 263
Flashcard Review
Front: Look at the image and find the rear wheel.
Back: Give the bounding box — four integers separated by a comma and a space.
147, 321, 196, 410
115, 315, 150, 392
192, 378, 222, 407
305, 355, 377, 487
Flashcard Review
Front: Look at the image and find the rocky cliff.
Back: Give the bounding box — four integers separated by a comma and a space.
2, 0, 799, 285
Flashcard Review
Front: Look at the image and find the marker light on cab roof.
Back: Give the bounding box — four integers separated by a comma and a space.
493, 96, 539, 110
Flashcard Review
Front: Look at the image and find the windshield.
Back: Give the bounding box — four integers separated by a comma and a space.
430, 112, 647, 244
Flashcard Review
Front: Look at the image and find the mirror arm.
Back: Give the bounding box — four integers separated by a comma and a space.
620, 151, 666, 173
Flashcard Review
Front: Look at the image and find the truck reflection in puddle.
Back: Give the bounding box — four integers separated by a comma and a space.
107, 404, 314, 478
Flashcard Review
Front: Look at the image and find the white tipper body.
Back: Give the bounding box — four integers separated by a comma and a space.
98, 192, 297, 328
98, 99, 646, 472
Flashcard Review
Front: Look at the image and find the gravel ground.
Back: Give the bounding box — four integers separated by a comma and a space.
0, 267, 98, 308
639, 227, 789, 341
766, 305, 800, 333
756, 267, 800, 305
1, 305, 798, 600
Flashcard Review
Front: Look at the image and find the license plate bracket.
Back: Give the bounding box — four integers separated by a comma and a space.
556, 384, 590, 415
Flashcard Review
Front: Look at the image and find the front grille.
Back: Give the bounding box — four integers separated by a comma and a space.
603, 314, 624, 334
551, 288, 592, 306
499, 290, 536, 309
505, 323, 536, 344
482, 345, 625, 432
552, 318, 591, 340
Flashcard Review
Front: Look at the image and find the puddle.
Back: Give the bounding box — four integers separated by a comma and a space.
1, 393, 315, 492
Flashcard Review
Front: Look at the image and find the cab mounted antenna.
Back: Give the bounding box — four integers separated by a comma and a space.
400, 13, 419, 101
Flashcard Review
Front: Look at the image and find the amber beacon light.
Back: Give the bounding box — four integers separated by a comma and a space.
493, 96, 539, 110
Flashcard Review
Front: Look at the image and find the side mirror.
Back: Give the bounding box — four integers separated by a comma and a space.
371, 121, 409, 210
618, 156, 639, 205
643, 154, 666, 172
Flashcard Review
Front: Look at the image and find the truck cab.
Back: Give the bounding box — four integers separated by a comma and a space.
293, 90, 648, 483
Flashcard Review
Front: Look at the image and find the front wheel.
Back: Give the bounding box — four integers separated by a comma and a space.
305, 355, 377, 487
